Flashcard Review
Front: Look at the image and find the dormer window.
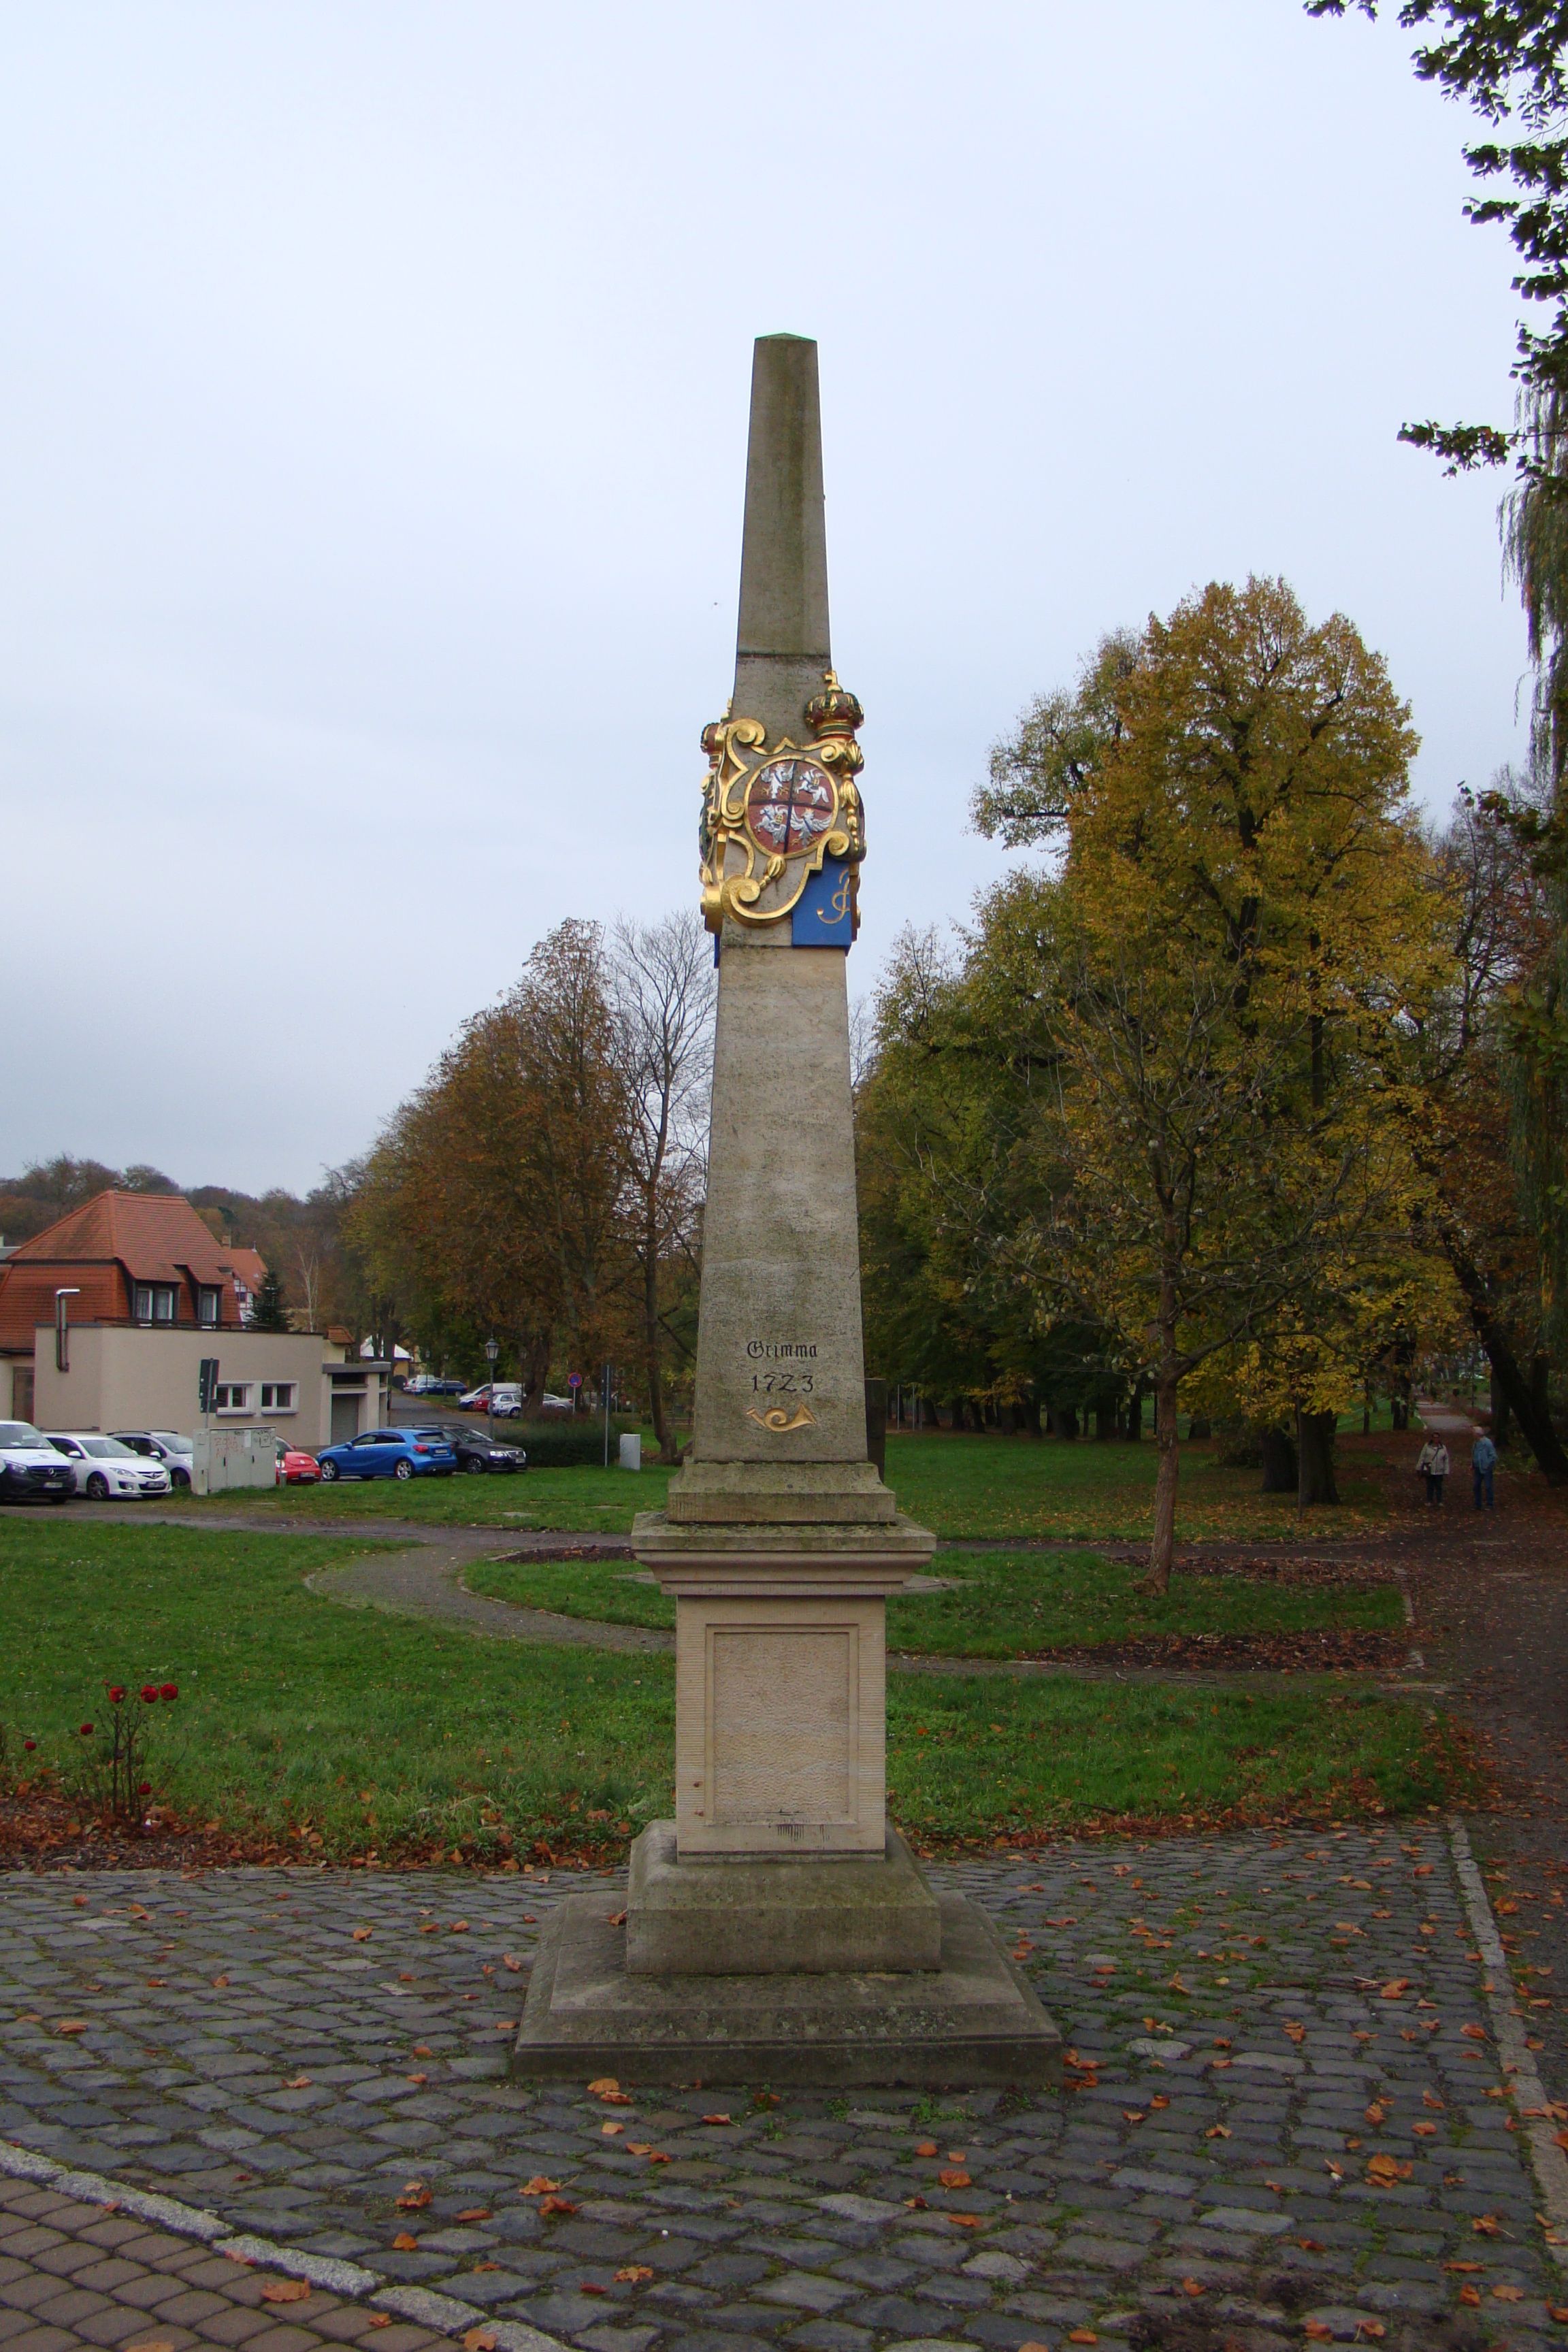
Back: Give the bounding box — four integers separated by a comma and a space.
198, 1286, 222, 1326
133, 1284, 178, 1324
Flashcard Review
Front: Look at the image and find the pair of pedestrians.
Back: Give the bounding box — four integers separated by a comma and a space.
1415, 1430, 1497, 1507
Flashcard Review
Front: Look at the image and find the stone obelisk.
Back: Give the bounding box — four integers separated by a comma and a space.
630, 334, 936, 1938
513, 337, 1059, 2085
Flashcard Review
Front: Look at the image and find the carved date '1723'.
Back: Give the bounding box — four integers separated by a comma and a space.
745, 1339, 818, 1432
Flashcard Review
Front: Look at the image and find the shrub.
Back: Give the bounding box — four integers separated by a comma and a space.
509, 1418, 636, 1469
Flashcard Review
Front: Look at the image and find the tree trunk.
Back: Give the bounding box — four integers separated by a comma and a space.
1390, 1392, 1409, 1431
1095, 1400, 1115, 1441
1057, 1403, 1079, 1441
1021, 1392, 1043, 1437
643, 1212, 679, 1465
1259, 1426, 1298, 1493
1124, 1381, 1145, 1441
1441, 1231, 1568, 1483
517, 1330, 552, 1418
1143, 1365, 1180, 1593
1296, 1408, 1341, 1507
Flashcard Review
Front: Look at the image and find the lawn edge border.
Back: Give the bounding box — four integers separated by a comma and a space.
1448, 1814, 1568, 2270
0, 2134, 570, 2351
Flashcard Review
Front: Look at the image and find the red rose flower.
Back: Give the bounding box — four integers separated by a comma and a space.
138, 1782, 152, 1795
140, 1686, 158, 1703
22, 1740, 35, 1752
107, 1686, 126, 1703
160, 1682, 178, 1701
79, 1723, 93, 1736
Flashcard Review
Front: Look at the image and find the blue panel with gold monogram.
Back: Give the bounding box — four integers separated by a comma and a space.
792, 856, 855, 948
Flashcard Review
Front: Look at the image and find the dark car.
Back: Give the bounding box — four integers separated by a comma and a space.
316, 1428, 457, 1482
444, 1427, 527, 1475
0, 1421, 74, 1505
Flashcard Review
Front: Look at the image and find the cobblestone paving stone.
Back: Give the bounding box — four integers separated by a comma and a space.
0, 2170, 452, 2352
2, 1831, 1564, 2350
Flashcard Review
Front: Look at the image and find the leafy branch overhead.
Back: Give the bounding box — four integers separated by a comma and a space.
1308, 0, 1568, 476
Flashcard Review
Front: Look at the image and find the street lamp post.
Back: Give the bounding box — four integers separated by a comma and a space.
485, 1338, 500, 1446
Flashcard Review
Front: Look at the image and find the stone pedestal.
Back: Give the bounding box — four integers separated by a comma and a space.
513, 1889, 1061, 2089
626, 1822, 941, 1973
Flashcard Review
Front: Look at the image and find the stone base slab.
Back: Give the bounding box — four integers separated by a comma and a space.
632, 1509, 936, 1596
626, 1821, 942, 1974
511, 1891, 1062, 2088
663, 1459, 898, 1526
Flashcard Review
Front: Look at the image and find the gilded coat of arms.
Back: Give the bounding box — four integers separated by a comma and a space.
698, 674, 866, 935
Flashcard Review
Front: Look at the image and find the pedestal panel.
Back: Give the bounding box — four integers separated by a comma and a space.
676, 1593, 884, 1854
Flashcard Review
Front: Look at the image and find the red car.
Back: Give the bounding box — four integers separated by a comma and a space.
276, 1444, 321, 1484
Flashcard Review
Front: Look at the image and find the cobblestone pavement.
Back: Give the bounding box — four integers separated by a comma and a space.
0, 2171, 458, 2352
3, 1831, 1566, 2351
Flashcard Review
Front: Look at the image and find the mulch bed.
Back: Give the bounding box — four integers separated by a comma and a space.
0, 1786, 613, 1875
1022, 1628, 1410, 1672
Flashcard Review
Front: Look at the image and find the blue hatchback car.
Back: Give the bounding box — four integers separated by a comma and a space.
316, 1427, 457, 1482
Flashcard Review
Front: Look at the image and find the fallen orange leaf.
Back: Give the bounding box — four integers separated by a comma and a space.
391, 2234, 419, 2252
521, 2177, 559, 2195
261, 2280, 312, 2304
915, 2139, 938, 2156
462, 2331, 496, 2352
456, 2208, 491, 2222
702, 2112, 732, 2126
538, 2195, 576, 2215
938, 2168, 972, 2188
353, 1927, 373, 1942
614, 2266, 654, 2284
395, 2185, 431, 2210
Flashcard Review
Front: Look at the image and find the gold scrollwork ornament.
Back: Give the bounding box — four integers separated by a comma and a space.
698, 672, 865, 935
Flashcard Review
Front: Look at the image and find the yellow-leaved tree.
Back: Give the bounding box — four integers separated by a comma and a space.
976, 576, 1453, 1588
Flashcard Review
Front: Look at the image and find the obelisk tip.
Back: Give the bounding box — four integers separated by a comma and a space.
735, 335, 830, 669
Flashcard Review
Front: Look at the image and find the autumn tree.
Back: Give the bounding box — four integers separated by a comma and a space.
973, 576, 1451, 1586
609, 909, 715, 1462
352, 921, 636, 1408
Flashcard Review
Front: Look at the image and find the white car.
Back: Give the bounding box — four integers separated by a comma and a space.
46, 1433, 172, 1500
111, 1430, 195, 1489
459, 1382, 523, 1415
0, 1421, 75, 1505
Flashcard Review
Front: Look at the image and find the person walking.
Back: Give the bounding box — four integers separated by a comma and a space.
1472, 1429, 1498, 1510
1416, 1435, 1450, 1506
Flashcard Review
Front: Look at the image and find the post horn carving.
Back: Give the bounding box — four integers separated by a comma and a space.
698, 672, 866, 934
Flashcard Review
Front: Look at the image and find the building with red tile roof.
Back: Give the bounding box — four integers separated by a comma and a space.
0, 1191, 385, 1444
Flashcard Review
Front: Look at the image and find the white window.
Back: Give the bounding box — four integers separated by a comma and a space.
198, 1287, 222, 1326
214, 1383, 251, 1412
259, 1382, 296, 1412
133, 1284, 178, 1324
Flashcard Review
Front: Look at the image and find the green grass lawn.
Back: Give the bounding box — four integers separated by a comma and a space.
0, 1520, 1461, 1855
466, 1548, 1406, 1656
174, 1428, 1399, 1541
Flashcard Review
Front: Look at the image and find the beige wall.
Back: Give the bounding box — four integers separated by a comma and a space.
29, 1326, 357, 1448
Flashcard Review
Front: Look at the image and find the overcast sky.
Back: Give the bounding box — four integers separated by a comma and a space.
0, 1, 1530, 1196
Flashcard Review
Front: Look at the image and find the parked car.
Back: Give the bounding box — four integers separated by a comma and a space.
46, 1433, 171, 1500
441, 1426, 527, 1475
0, 1421, 74, 1504
457, 1382, 523, 1415
316, 1428, 457, 1482
112, 1431, 195, 1489
407, 1374, 466, 1397
540, 1392, 575, 1413
276, 1442, 321, 1484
